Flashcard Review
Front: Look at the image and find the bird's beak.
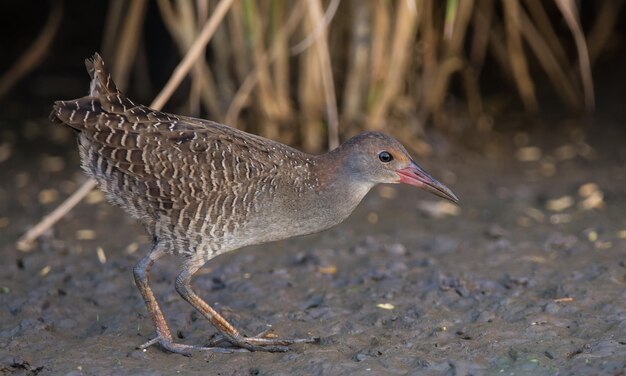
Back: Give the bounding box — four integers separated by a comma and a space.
396, 161, 459, 203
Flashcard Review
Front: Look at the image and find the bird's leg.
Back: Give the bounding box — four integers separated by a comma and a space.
175, 264, 319, 352
134, 244, 175, 348
134, 244, 246, 356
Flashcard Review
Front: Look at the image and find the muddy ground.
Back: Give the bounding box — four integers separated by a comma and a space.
1, 108, 625, 376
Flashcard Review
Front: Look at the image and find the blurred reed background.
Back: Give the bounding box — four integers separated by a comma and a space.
3, 0, 623, 154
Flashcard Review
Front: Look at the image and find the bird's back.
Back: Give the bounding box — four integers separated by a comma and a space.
51, 54, 317, 260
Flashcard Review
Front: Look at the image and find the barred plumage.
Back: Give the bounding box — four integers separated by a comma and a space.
51, 54, 323, 261
52, 54, 457, 355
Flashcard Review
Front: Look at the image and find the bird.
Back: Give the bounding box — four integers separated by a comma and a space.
50, 54, 458, 356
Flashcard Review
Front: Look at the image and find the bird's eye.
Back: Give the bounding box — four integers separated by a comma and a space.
378, 151, 393, 163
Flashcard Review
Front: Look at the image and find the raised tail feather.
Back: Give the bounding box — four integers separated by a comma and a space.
50, 53, 136, 131
85, 52, 120, 97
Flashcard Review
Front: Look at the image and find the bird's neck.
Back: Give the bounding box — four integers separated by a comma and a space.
310, 147, 375, 220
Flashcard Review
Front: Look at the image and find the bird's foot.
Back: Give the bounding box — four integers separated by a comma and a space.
206, 329, 320, 352
139, 335, 250, 356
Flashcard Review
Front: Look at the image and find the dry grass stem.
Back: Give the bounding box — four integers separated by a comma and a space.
291, 0, 340, 55
306, 0, 339, 149
156, 0, 223, 118
504, 0, 538, 112
224, 2, 306, 128
342, 0, 371, 124
524, 0, 570, 72
517, 6, 581, 108
555, 0, 595, 111
587, 1, 623, 66
110, 0, 147, 91
101, 0, 125, 59
470, 0, 494, 71
423, 0, 473, 120
152, 0, 235, 111
368, 0, 418, 129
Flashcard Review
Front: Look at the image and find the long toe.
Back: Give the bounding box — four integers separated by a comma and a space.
213, 332, 320, 352
238, 342, 291, 353
140, 336, 251, 356
139, 336, 193, 357
207, 329, 319, 348
243, 335, 320, 346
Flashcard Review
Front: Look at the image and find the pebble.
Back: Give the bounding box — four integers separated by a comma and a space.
386, 243, 406, 256
38, 189, 59, 204
354, 353, 369, 362
474, 310, 496, 322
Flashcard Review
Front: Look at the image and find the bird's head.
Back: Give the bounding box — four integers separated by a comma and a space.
338, 132, 458, 203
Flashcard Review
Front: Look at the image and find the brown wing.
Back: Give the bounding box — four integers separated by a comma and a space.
50, 54, 292, 218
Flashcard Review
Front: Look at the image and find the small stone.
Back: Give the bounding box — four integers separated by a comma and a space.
126, 242, 139, 254
386, 243, 406, 256
85, 190, 105, 204
38, 189, 59, 204
475, 310, 496, 322
524, 207, 545, 223
544, 302, 560, 314
39, 265, 51, 277
76, 229, 96, 240
578, 191, 604, 210
546, 196, 574, 212
96, 247, 107, 264
354, 353, 369, 362
417, 201, 460, 218
578, 183, 599, 197
377, 186, 397, 199
376, 303, 395, 310
585, 229, 598, 242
